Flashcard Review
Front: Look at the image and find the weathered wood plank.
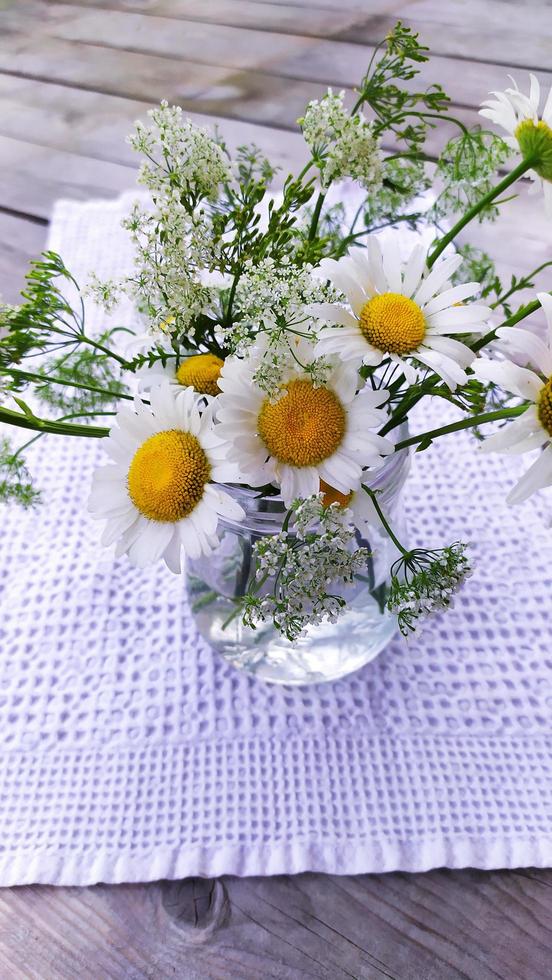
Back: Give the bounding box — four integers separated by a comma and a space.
0, 34, 480, 149
2, 869, 552, 979
43, 0, 552, 70
0, 212, 47, 302
342, 15, 552, 71
3, 2, 552, 110
0, 134, 136, 219
225, 0, 552, 43
46, 0, 378, 38
0, 73, 309, 172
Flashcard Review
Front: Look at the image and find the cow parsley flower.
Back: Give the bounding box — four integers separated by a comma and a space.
111, 103, 233, 339
129, 101, 231, 203
388, 542, 472, 635
242, 494, 370, 641
299, 89, 383, 190
0, 436, 41, 509
85, 274, 123, 314
121, 200, 215, 337
228, 256, 332, 349
226, 257, 337, 397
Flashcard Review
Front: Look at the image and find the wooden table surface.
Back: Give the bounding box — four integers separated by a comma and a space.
1, 1, 551, 977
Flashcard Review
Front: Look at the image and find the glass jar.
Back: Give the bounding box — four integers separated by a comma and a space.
187, 436, 410, 685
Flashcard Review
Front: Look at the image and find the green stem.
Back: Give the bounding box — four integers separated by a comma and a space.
394, 405, 527, 452
76, 334, 129, 368
295, 159, 316, 184
4, 367, 132, 402
362, 485, 408, 556
224, 269, 241, 326
379, 389, 425, 436
307, 191, 325, 242
470, 297, 545, 355
427, 157, 537, 268
0, 405, 110, 438
9, 432, 44, 461
373, 110, 469, 139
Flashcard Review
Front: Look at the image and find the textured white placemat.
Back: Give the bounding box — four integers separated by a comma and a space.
0, 193, 551, 886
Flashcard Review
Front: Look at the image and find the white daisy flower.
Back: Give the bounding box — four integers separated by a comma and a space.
479, 73, 552, 215
310, 236, 492, 391
216, 351, 394, 506
88, 381, 244, 572
134, 351, 224, 397
474, 292, 552, 504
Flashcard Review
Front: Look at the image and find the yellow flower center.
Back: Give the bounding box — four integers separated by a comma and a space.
320, 479, 353, 508
127, 429, 211, 522
176, 353, 224, 396
537, 377, 552, 436
359, 292, 426, 355
258, 379, 346, 468
515, 119, 552, 181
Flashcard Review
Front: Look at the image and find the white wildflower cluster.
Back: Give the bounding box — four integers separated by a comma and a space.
254, 336, 332, 400
228, 256, 334, 397
117, 103, 233, 338
129, 101, 231, 203
233, 256, 327, 336
299, 89, 383, 190
121, 201, 214, 336
241, 494, 370, 642
85, 273, 123, 314
387, 543, 472, 636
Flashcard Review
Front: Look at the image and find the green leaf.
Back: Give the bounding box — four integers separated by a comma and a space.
12, 397, 37, 419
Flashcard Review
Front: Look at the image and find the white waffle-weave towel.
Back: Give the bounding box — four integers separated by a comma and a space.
0, 193, 551, 885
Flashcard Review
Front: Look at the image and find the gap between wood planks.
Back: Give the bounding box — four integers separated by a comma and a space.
4, 2, 552, 108
39, 0, 552, 72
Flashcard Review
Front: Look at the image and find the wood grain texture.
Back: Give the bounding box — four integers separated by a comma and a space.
1, 870, 552, 979
34, 0, 552, 71
5, 2, 552, 105
0, 211, 47, 303
0, 1, 552, 977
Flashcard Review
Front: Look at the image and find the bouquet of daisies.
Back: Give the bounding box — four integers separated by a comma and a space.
1, 24, 552, 640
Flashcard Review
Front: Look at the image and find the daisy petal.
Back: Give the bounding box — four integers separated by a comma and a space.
423, 334, 474, 369
366, 236, 388, 294
317, 258, 366, 314
480, 405, 541, 453
426, 304, 492, 330
423, 282, 481, 317
127, 521, 174, 567
309, 303, 359, 329
474, 358, 543, 401
414, 347, 467, 390
414, 254, 463, 307
401, 243, 427, 298
495, 325, 552, 375
380, 235, 403, 293
537, 292, 552, 350
507, 445, 552, 504
163, 529, 182, 574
